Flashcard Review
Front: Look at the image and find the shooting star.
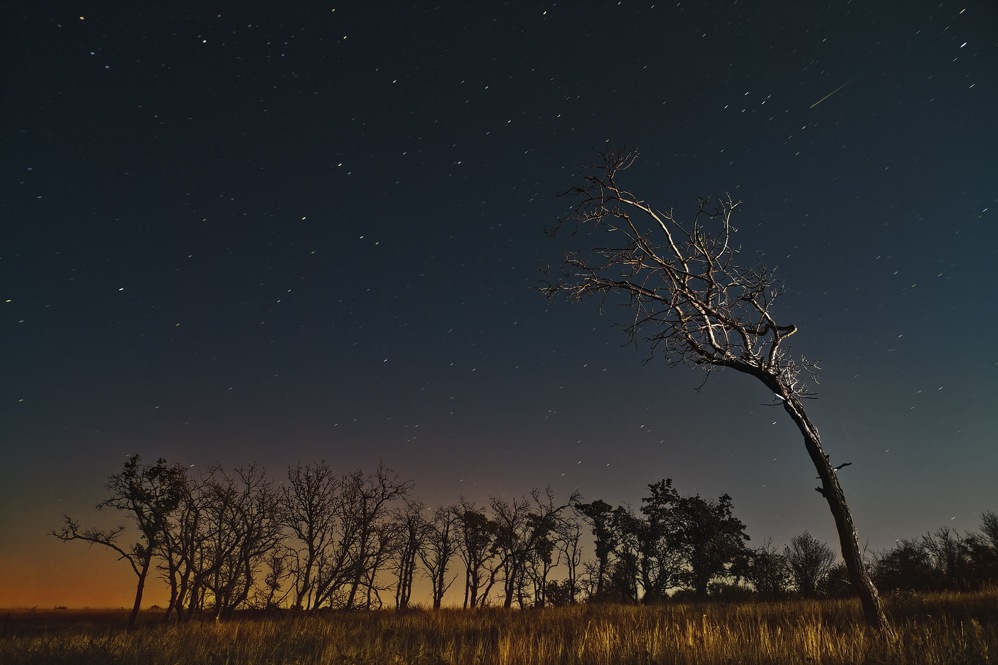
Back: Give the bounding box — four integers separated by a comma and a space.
809, 76, 858, 109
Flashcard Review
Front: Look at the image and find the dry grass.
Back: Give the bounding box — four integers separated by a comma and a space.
2, 590, 995, 664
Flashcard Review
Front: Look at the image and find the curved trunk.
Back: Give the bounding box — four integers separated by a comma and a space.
777, 388, 888, 631
128, 551, 152, 631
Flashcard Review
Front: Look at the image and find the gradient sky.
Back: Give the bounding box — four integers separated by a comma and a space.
2, 1, 996, 608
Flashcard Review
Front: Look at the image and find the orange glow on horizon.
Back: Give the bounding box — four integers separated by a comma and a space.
0, 543, 170, 610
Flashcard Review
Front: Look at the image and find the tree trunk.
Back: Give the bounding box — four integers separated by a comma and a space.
778, 388, 888, 631
345, 576, 360, 610
128, 552, 152, 631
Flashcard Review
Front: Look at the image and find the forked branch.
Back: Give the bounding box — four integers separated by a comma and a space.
546, 148, 811, 399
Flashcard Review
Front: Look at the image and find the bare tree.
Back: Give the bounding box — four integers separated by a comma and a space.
523, 489, 564, 608
453, 500, 496, 608
309, 464, 411, 610
391, 500, 427, 610
489, 489, 572, 608
979, 512, 998, 552
346, 465, 410, 609
967, 511, 998, 587
280, 461, 341, 610
254, 548, 292, 610
357, 517, 398, 610
200, 464, 283, 619
158, 467, 210, 621
546, 148, 887, 630
156, 463, 283, 619
784, 531, 836, 598
489, 495, 534, 608
419, 506, 458, 609
552, 512, 584, 605
922, 527, 973, 591
53, 455, 186, 630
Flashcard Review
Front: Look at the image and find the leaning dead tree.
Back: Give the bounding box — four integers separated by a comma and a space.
545, 148, 887, 631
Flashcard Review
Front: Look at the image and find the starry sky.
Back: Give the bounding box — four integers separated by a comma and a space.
2, 1, 996, 608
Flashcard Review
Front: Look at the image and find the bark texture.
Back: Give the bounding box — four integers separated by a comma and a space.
547, 148, 888, 630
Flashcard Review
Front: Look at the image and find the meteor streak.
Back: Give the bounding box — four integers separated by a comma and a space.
810, 76, 858, 109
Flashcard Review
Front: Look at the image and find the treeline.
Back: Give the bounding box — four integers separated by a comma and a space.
55, 456, 998, 628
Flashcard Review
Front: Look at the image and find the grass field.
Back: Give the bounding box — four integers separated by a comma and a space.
2, 591, 995, 664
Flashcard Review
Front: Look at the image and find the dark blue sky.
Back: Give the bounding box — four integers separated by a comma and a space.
2, 0, 996, 606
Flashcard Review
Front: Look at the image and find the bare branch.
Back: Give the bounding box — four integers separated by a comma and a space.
547, 149, 812, 398
545, 148, 888, 631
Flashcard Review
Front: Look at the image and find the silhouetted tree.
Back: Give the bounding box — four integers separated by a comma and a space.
453, 500, 496, 608
524, 488, 571, 608
644, 480, 750, 601
419, 506, 458, 609
155, 463, 284, 620
552, 512, 584, 604
874, 539, 936, 592
632, 481, 681, 603
280, 464, 411, 610
978, 511, 998, 552
922, 527, 973, 591
544, 578, 577, 607
254, 548, 292, 609
575, 499, 618, 598
489, 495, 535, 608
211, 464, 283, 618
577, 492, 683, 604
53, 455, 186, 630
489, 489, 572, 608
335, 465, 412, 610
614, 506, 660, 603
157, 467, 201, 621
785, 532, 836, 598
747, 540, 791, 599
819, 562, 855, 598
279, 461, 340, 610
391, 500, 427, 610
966, 511, 998, 587
546, 148, 887, 630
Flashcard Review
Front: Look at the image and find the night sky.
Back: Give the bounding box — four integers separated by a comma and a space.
2, 1, 996, 608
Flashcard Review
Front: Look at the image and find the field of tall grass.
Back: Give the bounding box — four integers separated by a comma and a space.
2, 590, 995, 665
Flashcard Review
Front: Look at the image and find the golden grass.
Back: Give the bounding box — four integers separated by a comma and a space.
1, 590, 995, 664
